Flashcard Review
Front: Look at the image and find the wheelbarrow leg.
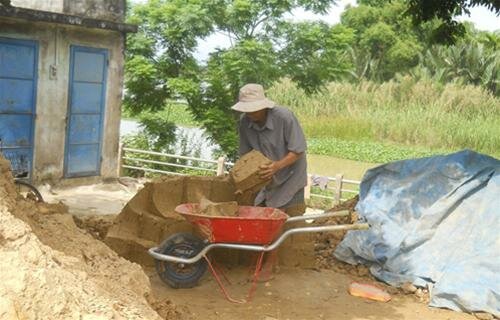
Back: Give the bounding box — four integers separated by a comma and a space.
247, 251, 265, 302
204, 256, 246, 304
204, 252, 265, 304
209, 256, 232, 285
248, 249, 277, 282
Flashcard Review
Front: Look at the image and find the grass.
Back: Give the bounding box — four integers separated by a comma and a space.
308, 137, 449, 163
267, 78, 500, 161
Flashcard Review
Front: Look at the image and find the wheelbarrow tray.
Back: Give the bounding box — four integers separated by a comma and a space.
175, 204, 288, 245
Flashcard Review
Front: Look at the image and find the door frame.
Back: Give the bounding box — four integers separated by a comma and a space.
64, 45, 108, 178
0, 36, 39, 181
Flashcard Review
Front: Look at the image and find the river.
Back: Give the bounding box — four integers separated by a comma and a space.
120, 119, 217, 159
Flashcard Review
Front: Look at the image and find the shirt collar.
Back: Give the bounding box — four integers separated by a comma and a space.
247, 109, 274, 131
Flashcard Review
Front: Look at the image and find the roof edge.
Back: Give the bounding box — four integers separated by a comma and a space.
0, 5, 137, 33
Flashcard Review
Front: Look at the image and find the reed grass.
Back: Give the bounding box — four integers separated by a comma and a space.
267, 78, 500, 161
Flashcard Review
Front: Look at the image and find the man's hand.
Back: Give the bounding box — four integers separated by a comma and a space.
259, 162, 280, 181
258, 151, 303, 181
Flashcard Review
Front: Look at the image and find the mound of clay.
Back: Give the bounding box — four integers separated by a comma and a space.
314, 196, 374, 278
105, 175, 238, 266
73, 214, 115, 240
199, 197, 238, 217
0, 155, 183, 319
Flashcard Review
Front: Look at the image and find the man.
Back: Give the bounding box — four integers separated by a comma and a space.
231, 83, 308, 216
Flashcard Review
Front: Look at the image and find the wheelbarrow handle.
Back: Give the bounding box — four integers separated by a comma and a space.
285, 209, 350, 224
149, 222, 369, 265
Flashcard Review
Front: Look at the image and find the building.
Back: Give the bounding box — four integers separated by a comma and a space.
0, 0, 136, 183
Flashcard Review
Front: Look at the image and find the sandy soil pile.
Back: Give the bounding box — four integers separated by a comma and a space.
0, 156, 183, 319
73, 214, 115, 240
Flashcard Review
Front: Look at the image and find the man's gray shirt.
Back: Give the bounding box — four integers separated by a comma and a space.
238, 106, 307, 208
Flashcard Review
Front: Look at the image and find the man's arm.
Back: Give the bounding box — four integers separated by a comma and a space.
260, 110, 306, 180
259, 151, 302, 180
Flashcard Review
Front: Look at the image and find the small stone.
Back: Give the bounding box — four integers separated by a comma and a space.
315, 243, 327, 251
401, 282, 417, 294
415, 288, 424, 298
474, 312, 494, 320
38, 206, 50, 214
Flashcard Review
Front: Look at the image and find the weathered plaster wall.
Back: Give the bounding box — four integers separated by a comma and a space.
10, 0, 64, 13
10, 0, 125, 22
0, 17, 125, 183
64, 0, 125, 22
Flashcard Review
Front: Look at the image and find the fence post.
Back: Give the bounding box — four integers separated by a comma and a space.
216, 156, 225, 176
304, 174, 312, 200
117, 142, 124, 177
334, 173, 343, 205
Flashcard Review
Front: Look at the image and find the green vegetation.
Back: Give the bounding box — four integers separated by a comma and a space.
122, 103, 198, 127
123, 0, 500, 163
308, 138, 445, 163
269, 79, 500, 160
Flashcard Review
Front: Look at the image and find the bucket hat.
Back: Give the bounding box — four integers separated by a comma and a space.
231, 83, 275, 112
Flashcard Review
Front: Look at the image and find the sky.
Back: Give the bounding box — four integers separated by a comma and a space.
130, 0, 499, 61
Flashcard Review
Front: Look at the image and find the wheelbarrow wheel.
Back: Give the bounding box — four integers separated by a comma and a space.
155, 233, 208, 289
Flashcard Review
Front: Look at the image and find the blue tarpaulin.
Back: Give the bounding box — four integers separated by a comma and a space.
334, 150, 500, 316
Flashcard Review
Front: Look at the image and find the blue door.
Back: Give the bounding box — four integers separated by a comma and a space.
65, 46, 108, 177
0, 37, 38, 179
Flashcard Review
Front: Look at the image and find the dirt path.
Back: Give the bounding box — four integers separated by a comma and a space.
148, 266, 473, 320
39, 179, 140, 216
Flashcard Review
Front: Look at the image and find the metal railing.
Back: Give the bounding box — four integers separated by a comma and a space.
119, 145, 360, 206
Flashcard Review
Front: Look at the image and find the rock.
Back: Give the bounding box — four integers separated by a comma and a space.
474, 312, 494, 320
401, 282, 417, 294
415, 288, 424, 298
314, 243, 327, 251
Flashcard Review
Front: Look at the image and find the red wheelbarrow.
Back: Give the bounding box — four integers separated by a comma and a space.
148, 204, 369, 303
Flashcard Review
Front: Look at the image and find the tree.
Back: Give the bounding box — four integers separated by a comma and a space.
406, 0, 500, 43
410, 41, 499, 95
276, 22, 355, 92
125, 0, 339, 159
340, 0, 430, 81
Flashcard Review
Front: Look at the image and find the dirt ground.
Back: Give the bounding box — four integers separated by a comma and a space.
148, 266, 473, 320
37, 180, 479, 320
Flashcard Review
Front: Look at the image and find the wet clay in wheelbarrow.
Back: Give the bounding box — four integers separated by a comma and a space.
198, 197, 239, 217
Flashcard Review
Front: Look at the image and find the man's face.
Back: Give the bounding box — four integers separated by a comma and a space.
245, 109, 267, 124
